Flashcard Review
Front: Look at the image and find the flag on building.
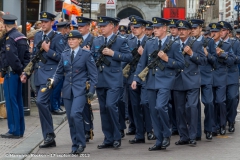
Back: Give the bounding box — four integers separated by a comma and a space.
171, 0, 176, 7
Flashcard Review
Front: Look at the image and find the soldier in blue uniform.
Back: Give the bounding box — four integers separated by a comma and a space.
127, 17, 154, 144
119, 25, 127, 36
218, 21, 240, 133
168, 18, 179, 136
76, 16, 96, 142
173, 20, 206, 146
49, 21, 68, 115
190, 19, 215, 140
145, 21, 153, 38
0, 14, 30, 139
209, 23, 235, 135
21, 11, 65, 148
133, 17, 184, 150
91, 16, 132, 149
48, 30, 97, 154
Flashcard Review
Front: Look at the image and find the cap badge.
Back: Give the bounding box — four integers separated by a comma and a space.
99, 17, 103, 23
179, 21, 184, 27
153, 18, 157, 24
170, 20, 174, 24
212, 24, 216, 29
69, 33, 73, 37
220, 22, 224, 26
42, 13, 47, 18
132, 19, 137, 24
78, 18, 82, 23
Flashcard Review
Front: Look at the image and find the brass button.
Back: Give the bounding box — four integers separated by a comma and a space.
39, 60, 41, 62
51, 68, 52, 69
39, 66, 41, 68
156, 69, 158, 71
195, 73, 196, 75
70, 83, 72, 85
181, 70, 183, 72
70, 77, 71, 79
102, 66, 104, 68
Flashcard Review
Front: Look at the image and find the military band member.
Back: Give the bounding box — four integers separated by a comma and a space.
173, 20, 206, 146
76, 16, 95, 142
91, 16, 132, 149
218, 21, 240, 133
0, 14, 30, 139
21, 11, 65, 148
50, 30, 97, 154
209, 23, 235, 136
190, 19, 215, 140
133, 17, 184, 150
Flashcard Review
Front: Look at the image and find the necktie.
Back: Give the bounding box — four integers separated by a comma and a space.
182, 43, 185, 52
43, 35, 47, 40
71, 50, 74, 62
137, 40, 141, 47
105, 37, 108, 45
158, 40, 162, 50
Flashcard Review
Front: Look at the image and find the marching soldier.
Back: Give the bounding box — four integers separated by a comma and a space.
127, 17, 154, 144
208, 23, 235, 136
190, 19, 215, 140
47, 30, 97, 154
218, 21, 240, 133
168, 18, 179, 136
173, 20, 206, 146
91, 16, 132, 149
76, 16, 95, 142
0, 14, 30, 139
49, 21, 68, 115
145, 21, 153, 38
119, 25, 127, 36
133, 17, 184, 150
21, 11, 65, 148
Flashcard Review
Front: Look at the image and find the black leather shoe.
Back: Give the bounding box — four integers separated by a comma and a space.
162, 137, 170, 148
51, 109, 66, 115
220, 126, 226, 135
126, 130, 135, 135
171, 130, 179, 136
196, 137, 201, 141
206, 132, 212, 140
85, 131, 90, 142
120, 130, 125, 138
39, 133, 56, 148
76, 145, 85, 153
228, 123, 235, 133
189, 139, 197, 146
175, 140, 189, 145
97, 143, 113, 149
129, 138, 145, 144
0, 132, 22, 139
148, 145, 166, 151
113, 140, 121, 148
147, 132, 156, 140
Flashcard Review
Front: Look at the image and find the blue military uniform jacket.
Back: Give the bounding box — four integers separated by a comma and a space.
127, 35, 149, 85
53, 48, 98, 99
199, 36, 216, 85
80, 33, 95, 48
173, 37, 207, 91
0, 28, 30, 75
33, 30, 65, 86
212, 40, 235, 87
226, 38, 240, 85
134, 36, 185, 90
91, 34, 132, 88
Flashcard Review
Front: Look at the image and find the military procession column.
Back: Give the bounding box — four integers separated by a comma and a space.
0, 8, 239, 156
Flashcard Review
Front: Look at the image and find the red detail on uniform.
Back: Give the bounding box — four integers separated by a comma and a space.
163, 7, 185, 20
107, 0, 114, 4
